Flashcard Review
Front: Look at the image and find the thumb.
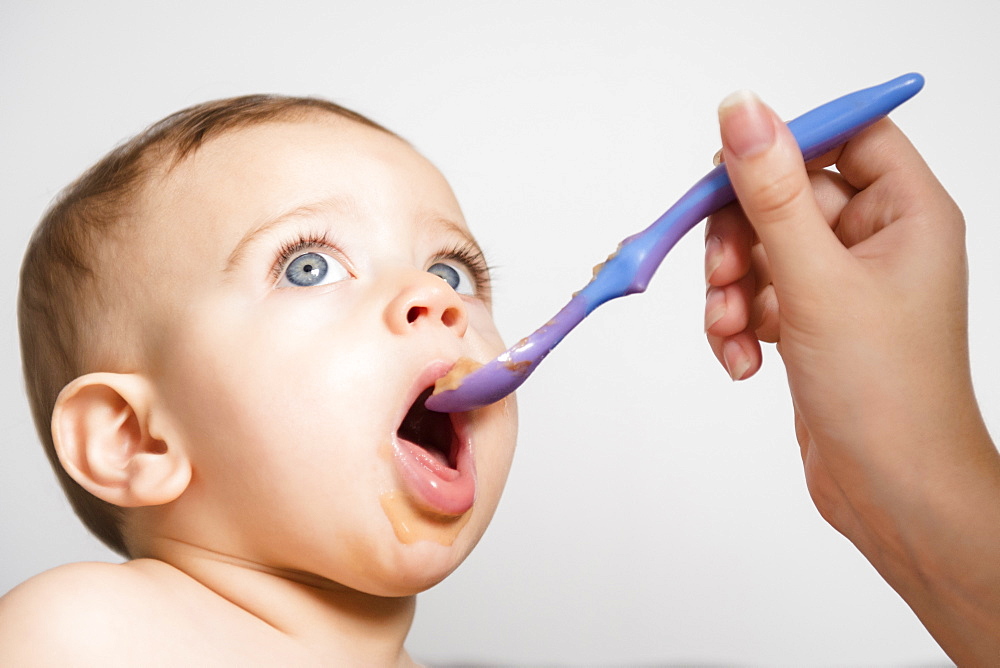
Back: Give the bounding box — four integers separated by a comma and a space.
718, 90, 840, 289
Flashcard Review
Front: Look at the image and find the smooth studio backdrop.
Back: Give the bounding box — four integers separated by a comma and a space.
2, 2, 997, 664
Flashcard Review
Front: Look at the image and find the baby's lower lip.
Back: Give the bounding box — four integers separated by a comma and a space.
392, 426, 475, 517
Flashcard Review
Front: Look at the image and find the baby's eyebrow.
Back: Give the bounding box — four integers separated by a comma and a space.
224, 197, 356, 272
421, 214, 485, 256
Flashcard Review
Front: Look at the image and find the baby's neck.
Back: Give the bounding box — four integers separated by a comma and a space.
137, 538, 418, 665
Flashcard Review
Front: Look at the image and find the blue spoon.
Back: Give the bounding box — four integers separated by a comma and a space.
427, 73, 926, 413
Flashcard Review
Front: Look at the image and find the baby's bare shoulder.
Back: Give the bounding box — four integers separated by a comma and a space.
0, 560, 201, 664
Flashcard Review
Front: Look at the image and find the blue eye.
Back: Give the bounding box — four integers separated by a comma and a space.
428, 261, 475, 296
278, 251, 350, 288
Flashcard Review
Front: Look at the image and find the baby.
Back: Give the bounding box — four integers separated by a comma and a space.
4, 86, 999, 665
1, 96, 517, 664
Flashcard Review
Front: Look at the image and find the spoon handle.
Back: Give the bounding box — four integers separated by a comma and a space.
578, 72, 925, 311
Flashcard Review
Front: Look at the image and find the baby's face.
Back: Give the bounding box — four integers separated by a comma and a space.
129, 115, 517, 595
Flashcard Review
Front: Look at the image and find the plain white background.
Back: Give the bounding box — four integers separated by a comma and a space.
2, 2, 998, 665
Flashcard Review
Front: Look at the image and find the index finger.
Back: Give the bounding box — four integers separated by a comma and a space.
806, 118, 938, 194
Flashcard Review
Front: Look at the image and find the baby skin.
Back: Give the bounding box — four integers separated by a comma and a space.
0, 113, 517, 664
706, 91, 1000, 663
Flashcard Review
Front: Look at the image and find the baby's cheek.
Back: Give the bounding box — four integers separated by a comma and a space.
475, 394, 518, 505
466, 302, 506, 354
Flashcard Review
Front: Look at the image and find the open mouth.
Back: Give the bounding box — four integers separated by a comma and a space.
391, 378, 475, 517
397, 387, 458, 472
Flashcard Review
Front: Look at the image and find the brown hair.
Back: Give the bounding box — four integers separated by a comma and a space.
18, 95, 393, 556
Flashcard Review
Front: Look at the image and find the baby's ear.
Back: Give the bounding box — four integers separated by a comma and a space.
51, 373, 191, 508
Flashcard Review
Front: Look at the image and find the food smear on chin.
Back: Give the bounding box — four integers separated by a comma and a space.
379, 490, 472, 546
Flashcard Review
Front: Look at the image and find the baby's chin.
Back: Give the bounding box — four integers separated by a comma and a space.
349, 535, 483, 598
281, 513, 487, 598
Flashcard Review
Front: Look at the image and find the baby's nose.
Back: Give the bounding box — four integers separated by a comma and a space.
384, 269, 469, 337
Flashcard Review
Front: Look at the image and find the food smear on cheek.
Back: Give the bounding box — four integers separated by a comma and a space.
379, 490, 472, 546
432, 357, 483, 395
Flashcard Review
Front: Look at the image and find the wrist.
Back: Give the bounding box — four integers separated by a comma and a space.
842, 424, 1000, 664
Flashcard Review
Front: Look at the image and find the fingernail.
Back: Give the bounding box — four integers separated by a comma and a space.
723, 340, 751, 381
704, 287, 726, 332
705, 235, 724, 281
718, 89, 776, 159
712, 148, 724, 166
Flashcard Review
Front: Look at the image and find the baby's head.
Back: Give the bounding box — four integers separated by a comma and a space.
19, 96, 517, 594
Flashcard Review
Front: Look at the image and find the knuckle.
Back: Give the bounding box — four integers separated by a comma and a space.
748, 170, 809, 221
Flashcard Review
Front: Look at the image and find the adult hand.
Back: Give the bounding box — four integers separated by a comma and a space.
704, 89, 1000, 664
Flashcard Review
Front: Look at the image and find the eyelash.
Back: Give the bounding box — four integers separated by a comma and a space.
269, 232, 494, 297
435, 241, 494, 299
270, 230, 343, 282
